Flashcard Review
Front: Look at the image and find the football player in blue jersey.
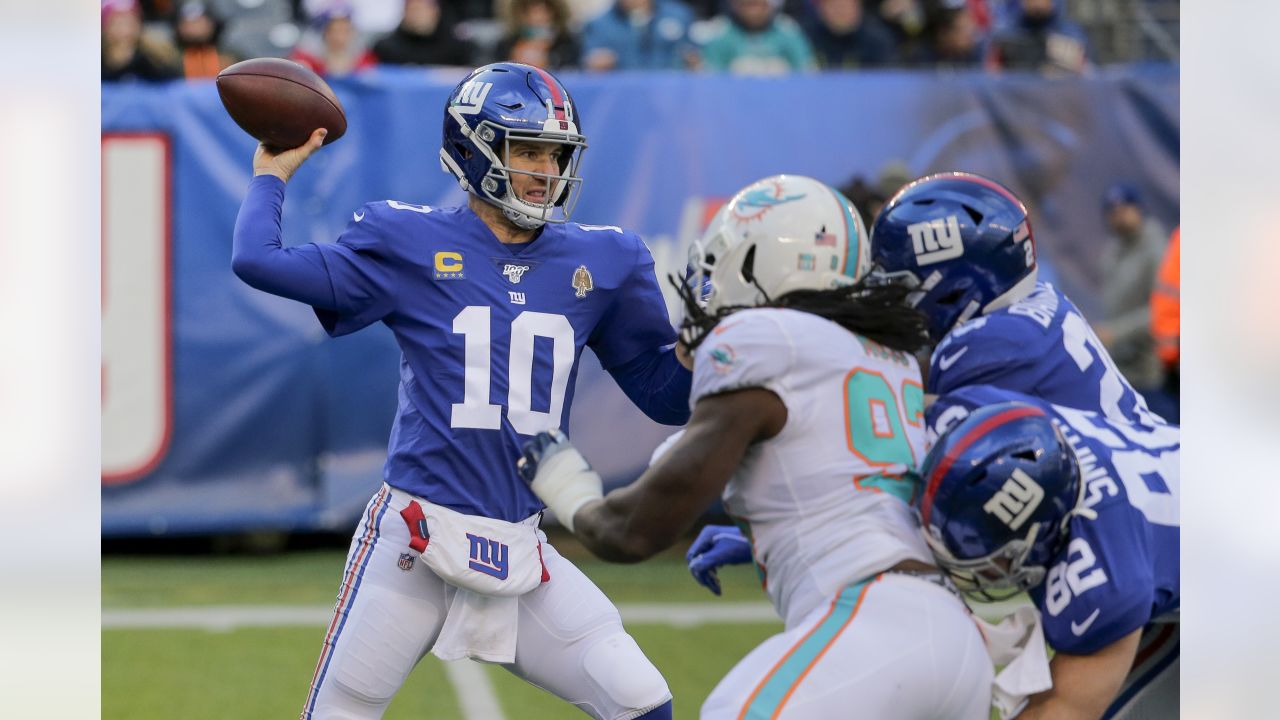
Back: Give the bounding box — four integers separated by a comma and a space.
232, 63, 686, 720
919, 386, 1179, 719
868, 171, 1164, 427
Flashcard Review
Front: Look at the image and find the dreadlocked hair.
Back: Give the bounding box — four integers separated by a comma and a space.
670, 274, 930, 355
671, 273, 742, 352
771, 280, 930, 354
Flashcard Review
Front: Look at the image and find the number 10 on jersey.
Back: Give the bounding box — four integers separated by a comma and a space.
451, 306, 575, 435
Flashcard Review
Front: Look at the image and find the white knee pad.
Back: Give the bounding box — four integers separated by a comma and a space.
582, 632, 671, 711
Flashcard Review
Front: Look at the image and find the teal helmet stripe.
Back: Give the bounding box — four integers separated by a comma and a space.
824, 183, 862, 280
738, 576, 878, 718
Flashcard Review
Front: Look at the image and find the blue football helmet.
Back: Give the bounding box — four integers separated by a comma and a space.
917, 402, 1084, 601
869, 172, 1037, 342
440, 63, 587, 229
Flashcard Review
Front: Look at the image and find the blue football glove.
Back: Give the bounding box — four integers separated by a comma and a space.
686, 525, 752, 596
518, 430, 602, 533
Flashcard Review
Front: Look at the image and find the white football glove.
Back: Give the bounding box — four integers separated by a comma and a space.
518, 430, 602, 532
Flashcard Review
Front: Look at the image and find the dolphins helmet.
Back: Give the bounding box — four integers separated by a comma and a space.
688, 175, 872, 313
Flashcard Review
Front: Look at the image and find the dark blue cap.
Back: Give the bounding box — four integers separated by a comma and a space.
1102, 181, 1142, 212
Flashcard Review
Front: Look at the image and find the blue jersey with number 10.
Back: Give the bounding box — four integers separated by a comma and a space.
928, 283, 1163, 427
319, 201, 683, 521
928, 385, 1179, 655
233, 177, 689, 523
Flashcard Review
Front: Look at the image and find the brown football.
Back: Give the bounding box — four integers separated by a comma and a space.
216, 58, 347, 150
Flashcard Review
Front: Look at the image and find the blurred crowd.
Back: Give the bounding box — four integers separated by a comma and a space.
103, 0, 1176, 82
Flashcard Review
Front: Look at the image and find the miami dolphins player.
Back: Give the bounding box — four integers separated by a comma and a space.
519, 175, 994, 719
233, 63, 686, 720
869, 172, 1164, 427
919, 386, 1179, 719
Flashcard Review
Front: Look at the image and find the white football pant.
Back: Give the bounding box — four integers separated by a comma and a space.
701, 572, 993, 720
300, 484, 672, 720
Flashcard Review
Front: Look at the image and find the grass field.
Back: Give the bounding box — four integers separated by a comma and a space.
103, 531, 1018, 719
102, 531, 782, 720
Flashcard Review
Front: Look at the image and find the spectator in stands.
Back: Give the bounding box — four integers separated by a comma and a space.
372, 0, 475, 67
1095, 182, 1170, 413
840, 160, 909, 226
803, 0, 899, 69
986, 0, 1088, 74
701, 0, 816, 75
496, 0, 580, 70
291, 6, 377, 76
102, 0, 181, 82
910, 0, 984, 67
871, 0, 927, 54
1151, 226, 1179, 421
580, 0, 698, 71
172, 1, 234, 78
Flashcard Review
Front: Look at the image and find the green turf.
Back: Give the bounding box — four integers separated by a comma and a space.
102, 627, 462, 720
102, 533, 769, 607
102, 622, 780, 720
102, 536, 779, 719
102, 536, 1010, 719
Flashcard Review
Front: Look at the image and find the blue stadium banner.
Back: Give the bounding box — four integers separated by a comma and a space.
101, 66, 1178, 536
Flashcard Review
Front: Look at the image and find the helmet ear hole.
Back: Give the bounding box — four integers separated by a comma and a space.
740, 245, 758, 284
1012, 449, 1037, 462
963, 205, 984, 224
937, 288, 966, 306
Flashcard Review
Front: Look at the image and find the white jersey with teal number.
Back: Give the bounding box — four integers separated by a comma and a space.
691, 307, 933, 628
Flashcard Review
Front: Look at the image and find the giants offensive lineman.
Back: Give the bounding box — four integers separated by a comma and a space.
232, 63, 686, 720
919, 386, 1179, 718
870, 172, 1164, 427
520, 176, 994, 719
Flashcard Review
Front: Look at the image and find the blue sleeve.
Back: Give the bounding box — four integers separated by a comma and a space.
309, 205, 400, 337
588, 235, 679, 368
606, 346, 692, 426
588, 234, 690, 424
1041, 515, 1155, 655
231, 175, 337, 308
232, 176, 398, 336
928, 319, 1040, 396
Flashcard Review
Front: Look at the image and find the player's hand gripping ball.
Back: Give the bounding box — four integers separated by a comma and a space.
216, 57, 347, 151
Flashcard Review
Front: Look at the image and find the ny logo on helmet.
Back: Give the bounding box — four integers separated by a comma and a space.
983, 468, 1045, 531
454, 80, 493, 115
908, 216, 964, 266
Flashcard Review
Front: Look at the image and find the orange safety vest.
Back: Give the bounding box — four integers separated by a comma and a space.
1151, 227, 1180, 367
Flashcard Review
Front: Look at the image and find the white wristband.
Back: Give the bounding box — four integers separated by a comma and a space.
529, 444, 603, 533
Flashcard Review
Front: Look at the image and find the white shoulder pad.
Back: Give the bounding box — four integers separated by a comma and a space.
691, 310, 794, 404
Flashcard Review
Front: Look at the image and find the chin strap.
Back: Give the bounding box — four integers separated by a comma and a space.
503, 204, 546, 230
